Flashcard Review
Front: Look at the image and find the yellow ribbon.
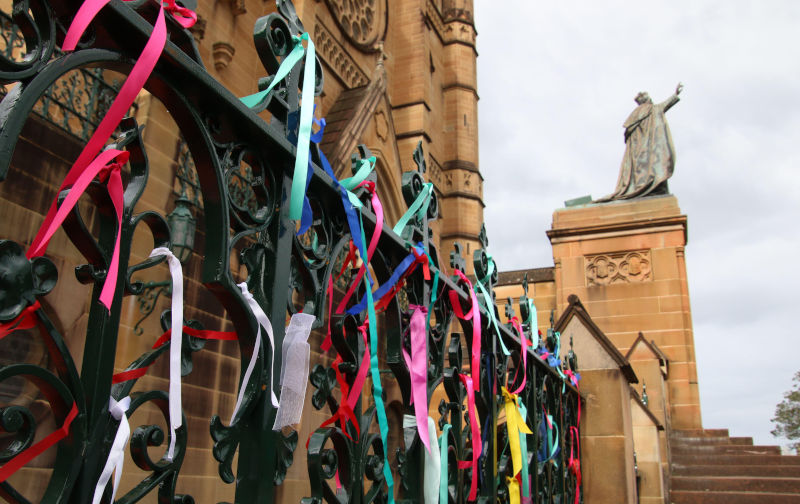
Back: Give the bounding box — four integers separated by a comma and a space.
507, 476, 521, 504
503, 386, 533, 501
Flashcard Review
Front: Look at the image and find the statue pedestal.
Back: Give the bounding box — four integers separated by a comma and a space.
547, 195, 702, 430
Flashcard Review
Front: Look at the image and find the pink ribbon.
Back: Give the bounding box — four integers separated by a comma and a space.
402, 304, 430, 453
28, 0, 196, 310
458, 374, 481, 501
335, 182, 383, 314
448, 270, 481, 392
28, 149, 128, 309
510, 316, 528, 394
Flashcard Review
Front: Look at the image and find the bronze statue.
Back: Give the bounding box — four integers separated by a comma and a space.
596, 83, 683, 202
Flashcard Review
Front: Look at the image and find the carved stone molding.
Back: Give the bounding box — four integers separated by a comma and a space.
324, 0, 387, 52
212, 41, 235, 71
441, 168, 482, 197
425, 0, 476, 46
374, 108, 388, 141
189, 15, 207, 42
428, 154, 443, 188
585, 250, 652, 286
314, 20, 369, 88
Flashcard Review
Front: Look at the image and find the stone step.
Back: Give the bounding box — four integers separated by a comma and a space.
672, 454, 800, 466
672, 428, 731, 439
672, 476, 800, 494
673, 464, 800, 478
729, 436, 754, 446
671, 435, 734, 446
671, 490, 800, 504
671, 444, 782, 455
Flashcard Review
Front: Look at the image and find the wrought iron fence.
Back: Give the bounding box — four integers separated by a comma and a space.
1, 9, 130, 142
0, 0, 582, 503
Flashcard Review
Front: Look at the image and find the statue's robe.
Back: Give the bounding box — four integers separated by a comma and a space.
597, 94, 679, 201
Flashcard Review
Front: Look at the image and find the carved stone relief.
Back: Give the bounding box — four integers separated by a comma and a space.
314, 20, 369, 88
425, 0, 476, 45
585, 250, 652, 286
325, 0, 387, 52
374, 109, 388, 141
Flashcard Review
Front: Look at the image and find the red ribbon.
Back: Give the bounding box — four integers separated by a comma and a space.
0, 302, 41, 340
112, 326, 237, 384
568, 425, 581, 504
448, 270, 481, 392
0, 402, 79, 482
311, 324, 371, 445
335, 241, 357, 284
321, 274, 334, 352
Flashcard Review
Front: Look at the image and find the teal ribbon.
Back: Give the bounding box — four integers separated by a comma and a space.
475, 280, 509, 355
518, 399, 530, 498
439, 423, 451, 503
359, 212, 394, 502
393, 182, 433, 235
340, 157, 376, 191
526, 299, 538, 350
239, 34, 307, 108
474, 254, 509, 355
238, 32, 317, 222
426, 269, 439, 335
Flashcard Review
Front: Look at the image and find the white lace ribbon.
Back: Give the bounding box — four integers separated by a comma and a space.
402, 415, 441, 504
149, 247, 183, 461
273, 312, 315, 430
92, 396, 131, 504
234, 282, 279, 423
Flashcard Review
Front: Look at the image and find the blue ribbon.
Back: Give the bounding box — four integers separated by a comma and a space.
345, 245, 423, 316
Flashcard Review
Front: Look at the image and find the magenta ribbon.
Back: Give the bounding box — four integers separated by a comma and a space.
28, 149, 128, 309
335, 182, 384, 314
510, 316, 528, 394
458, 374, 481, 501
402, 304, 430, 453
29, 0, 196, 310
448, 270, 481, 392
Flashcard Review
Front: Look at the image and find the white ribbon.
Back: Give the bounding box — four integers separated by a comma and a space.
148, 247, 183, 461
92, 396, 131, 504
234, 282, 278, 424
272, 312, 315, 430
403, 415, 441, 504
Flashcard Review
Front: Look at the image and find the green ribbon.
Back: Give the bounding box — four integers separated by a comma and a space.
518, 399, 530, 498
526, 299, 538, 350
340, 156, 376, 191
426, 269, 439, 335
239, 34, 307, 108
393, 182, 433, 235
359, 212, 394, 502
474, 254, 509, 355
439, 423, 451, 504
238, 32, 317, 222
475, 280, 509, 356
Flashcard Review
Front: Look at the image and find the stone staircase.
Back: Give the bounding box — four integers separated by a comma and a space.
670, 429, 800, 503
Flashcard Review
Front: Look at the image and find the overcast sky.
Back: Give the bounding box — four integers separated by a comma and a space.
474, 1, 800, 448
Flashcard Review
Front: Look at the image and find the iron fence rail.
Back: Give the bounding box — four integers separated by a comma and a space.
0, 0, 582, 502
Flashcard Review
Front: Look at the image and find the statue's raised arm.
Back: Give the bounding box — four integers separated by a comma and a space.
595, 83, 684, 202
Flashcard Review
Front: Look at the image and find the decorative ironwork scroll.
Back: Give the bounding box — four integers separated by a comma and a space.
0, 1, 582, 503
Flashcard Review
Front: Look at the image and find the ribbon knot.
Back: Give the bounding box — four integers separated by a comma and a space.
91, 396, 132, 504
161, 0, 197, 28
109, 396, 131, 421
